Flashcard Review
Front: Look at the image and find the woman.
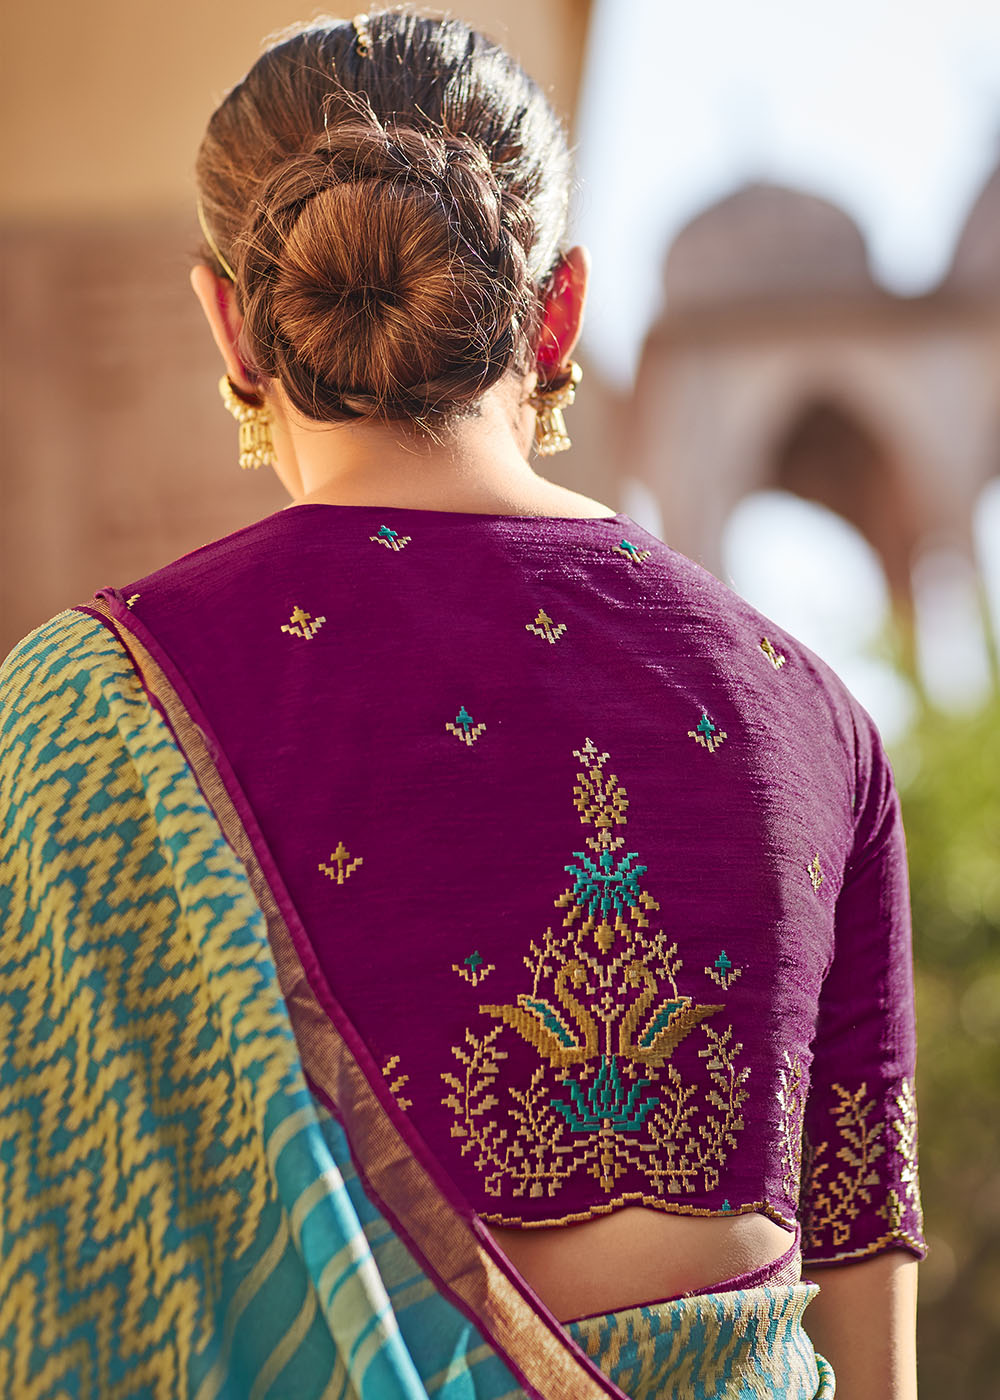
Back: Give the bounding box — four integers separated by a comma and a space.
0, 10, 925, 1398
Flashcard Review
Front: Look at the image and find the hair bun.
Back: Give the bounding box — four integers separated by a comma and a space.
235, 115, 538, 421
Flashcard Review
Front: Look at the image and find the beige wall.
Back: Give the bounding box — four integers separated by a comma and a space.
0, 3, 597, 656
1, 3, 590, 220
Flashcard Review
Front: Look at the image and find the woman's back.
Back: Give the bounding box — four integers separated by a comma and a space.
100, 499, 922, 1318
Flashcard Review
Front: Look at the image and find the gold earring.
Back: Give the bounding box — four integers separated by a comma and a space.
218, 375, 276, 470
528, 360, 582, 455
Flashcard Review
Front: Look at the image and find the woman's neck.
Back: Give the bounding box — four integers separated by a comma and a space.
273, 372, 614, 518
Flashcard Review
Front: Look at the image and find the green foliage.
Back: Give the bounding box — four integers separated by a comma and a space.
893, 698, 1000, 1396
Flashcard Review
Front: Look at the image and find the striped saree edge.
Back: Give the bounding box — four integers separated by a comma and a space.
78, 597, 626, 1400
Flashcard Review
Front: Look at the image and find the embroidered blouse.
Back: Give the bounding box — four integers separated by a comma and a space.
103, 503, 926, 1266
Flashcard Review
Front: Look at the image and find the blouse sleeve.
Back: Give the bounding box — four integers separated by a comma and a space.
798, 702, 927, 1266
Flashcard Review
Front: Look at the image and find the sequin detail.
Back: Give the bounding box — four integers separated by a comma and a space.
370, 525, 412, 551
525, 608, 567, 644
318, 841, 363, 884
281, 606, 326, 641
445, 705, 486, 746
688, 710, 727, 755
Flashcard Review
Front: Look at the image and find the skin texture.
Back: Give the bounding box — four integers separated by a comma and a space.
191, 250, 920, 1387
805, 1251, 919, 1400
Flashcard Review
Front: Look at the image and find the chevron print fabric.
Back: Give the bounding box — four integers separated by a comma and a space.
0, 611, 513, 1400
1, 610, 834, 1400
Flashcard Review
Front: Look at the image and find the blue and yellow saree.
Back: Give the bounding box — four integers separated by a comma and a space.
0, 606, 834, 1398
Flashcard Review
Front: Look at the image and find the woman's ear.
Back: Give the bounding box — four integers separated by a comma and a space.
535, 244, 590, 376
189, 265, 260, 396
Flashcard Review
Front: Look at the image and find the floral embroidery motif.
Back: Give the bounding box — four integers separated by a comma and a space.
453, 951, 495, 987
760, 637, 787, 669
705, 950, 741, 991
525, 608, 567, 644
612, 539, 652, 565
775, 1051, 808, 1202
370, 524, 412, 551
281, 605, 326, 640
318, 840, 363, 884
803, 1076, 924, 1258
802, 1083, 886, 1249
878, 1077, 923, 1236
441, 739, 748, 1202
125, 594, 140, 609
688, 710, 727, 755
445, 705, 486, 746
382, 1054, 413, 1111
807, 854, 824, 893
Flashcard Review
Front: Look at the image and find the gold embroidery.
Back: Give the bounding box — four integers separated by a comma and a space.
705, 950, 741, 991
125, 594, 140, 609
760, 637, 786, 669
442, 739, 747, 1203
688, 710, 727, 755
281, 605, 326, 640
445, 705, 486, 746
525, 608, 567, 644
776, 1051, 807, 1202
612, 540, 652, 565
480, 1197, 795, 1229
878, 1077, 923, 1236
803, 1083, 886, 1249
453, 951, 495, 987
807, 854, 824, 893
370, 525, 411, 551
318, 841, 363, 884
381, 1054, 413, 1111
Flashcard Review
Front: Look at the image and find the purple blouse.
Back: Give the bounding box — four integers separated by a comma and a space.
108, 503, 926, 1265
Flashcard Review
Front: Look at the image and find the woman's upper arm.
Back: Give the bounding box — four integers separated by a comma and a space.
805, 1249, 919, 1400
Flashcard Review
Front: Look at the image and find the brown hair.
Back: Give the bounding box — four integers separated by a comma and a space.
194, 10, 572, 424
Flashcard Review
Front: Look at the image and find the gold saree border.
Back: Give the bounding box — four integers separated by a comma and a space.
80, 598, 623, 1400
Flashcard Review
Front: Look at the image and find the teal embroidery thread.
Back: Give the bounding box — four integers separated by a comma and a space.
706, 950, 742, 991
370, 524, 412, 551
689, 710, 727, 755
445, 705, 486, 746
612, 539, 651, 565
453, 951, 495, 987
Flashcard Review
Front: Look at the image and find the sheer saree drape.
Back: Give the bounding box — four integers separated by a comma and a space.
0, 609, 833, 1398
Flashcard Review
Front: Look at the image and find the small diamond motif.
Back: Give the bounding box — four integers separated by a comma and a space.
319, 841, 363, 884
612, 539, 652, 565
281, 605, 326, 640
445, 705, 486, 746
370, 524, 412, 551
688, 709, 727, 755
525, 607, 567, 643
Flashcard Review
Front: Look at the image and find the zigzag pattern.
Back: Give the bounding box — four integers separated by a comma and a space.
566, 1283, 835, 1399
0, 610, 836, 1400
0, 611, 489, 1400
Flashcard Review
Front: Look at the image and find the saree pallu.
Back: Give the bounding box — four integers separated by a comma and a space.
0, 609, 834, 1399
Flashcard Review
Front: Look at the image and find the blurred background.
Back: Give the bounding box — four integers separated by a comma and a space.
1, 0, 998, 1391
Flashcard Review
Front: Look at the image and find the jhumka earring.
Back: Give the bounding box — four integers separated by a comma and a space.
218, 375, 276, 470
528, 360, 583, 455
